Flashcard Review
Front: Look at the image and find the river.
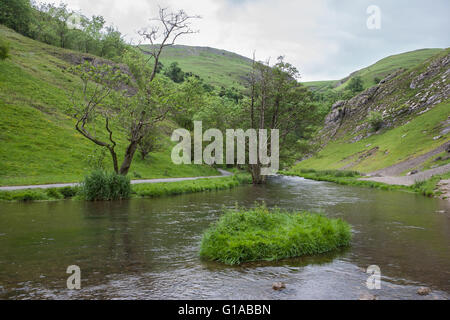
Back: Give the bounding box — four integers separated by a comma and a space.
0, 176, 449, 299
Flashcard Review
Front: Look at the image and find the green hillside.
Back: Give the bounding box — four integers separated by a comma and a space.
303, 48, 443, 92
337, 48, 443, 90
0, 26, 218, 186
295, 48, 450, 174
302, 80, 338, 92
140, 44, 253, 89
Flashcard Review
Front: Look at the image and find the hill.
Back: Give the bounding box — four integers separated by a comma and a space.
303, 48, 443, 92
140, 44, 253, 89
0, 25, 217, 186
295, 48, 450, 175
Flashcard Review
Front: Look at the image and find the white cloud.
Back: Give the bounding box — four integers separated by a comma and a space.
34, 0, 450, 81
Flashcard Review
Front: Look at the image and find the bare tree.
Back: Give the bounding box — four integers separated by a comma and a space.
138, 7, 200, 81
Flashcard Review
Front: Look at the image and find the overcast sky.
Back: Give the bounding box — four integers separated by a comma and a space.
36, 0, 450, 81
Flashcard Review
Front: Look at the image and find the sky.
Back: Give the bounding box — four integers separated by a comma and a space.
35, 0, 450, 81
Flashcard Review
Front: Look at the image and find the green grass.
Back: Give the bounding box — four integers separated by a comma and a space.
140, 44, 253, 89
302, 80, 338, 92
418, 152, 450, 172
295, 101, 450, 173
281, 169, 449, 197
0, 25, 218, 186
132, 174, 251, 198
336, 48, 443, 91
412, 172, 450, 197
0, 174, 251, 202
0, 186, 80, 201
199, 205, 352, 265
302, 49, 442, 92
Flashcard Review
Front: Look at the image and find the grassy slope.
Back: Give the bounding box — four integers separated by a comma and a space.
296, 48, 450, 174
141, 45, 253, 89
295, 101, 449, 173
336, 48, 443, 91
302, 80, 338, 92
0, 26, 218, 186
303, 49, 443, 92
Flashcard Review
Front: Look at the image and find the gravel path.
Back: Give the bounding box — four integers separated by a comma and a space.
369, 141, 450, 177
0, 169, 233, 191
360, 163, 450, 186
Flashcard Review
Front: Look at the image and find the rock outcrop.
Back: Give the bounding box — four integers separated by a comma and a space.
319, 51, 450, 145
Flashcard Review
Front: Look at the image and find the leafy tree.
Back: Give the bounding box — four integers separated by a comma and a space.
244, 56, 320, 184
347, 76, 364, 94
164, 62, 185, 83
0, 0, 32, 35
219, 86, 243, 103
70, 8, 199, 175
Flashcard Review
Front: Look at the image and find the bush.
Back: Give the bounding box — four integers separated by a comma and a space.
59, 186, 79, 199
367, 111, 383, 131
0, 190, 49, 201
347, 76, 364, 93
200, 205, 352, 265
82, 170, 131, 201
0, 39, 10, 60
45, 188, 63, 200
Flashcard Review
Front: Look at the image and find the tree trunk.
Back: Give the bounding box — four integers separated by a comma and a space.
249, 164, 266, 185
119, 141, 139, 175
108, 147, 119, 174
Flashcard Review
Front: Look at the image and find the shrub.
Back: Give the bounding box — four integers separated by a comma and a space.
200, 205, 352, 265
0, 39, 10, 60
347, 76, 364, 93
59, 186, 79, 199
367, 111, 383, 131
82, 170, 131, 201
45, 188, 63, 200
10, 190, 48, 201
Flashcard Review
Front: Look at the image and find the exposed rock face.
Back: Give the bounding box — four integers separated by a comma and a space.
319, 51, 450, 145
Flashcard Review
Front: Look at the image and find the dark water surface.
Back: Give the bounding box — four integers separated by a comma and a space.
0, 176, 449, 300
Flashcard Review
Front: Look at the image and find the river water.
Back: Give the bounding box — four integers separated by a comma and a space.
0, 176, 449, 300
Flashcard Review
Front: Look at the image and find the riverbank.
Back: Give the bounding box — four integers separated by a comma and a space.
0, 173, 251, 202
281, 169, 450, 198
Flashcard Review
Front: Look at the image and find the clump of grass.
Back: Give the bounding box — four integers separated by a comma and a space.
81, 170, 131, 201
133, 174, 251, 198
59, 186, 80, 199
291, 169, 360, 178
0, 190, 48, 201
200, 205, 352, 265
411, 174, 448, 197
0, 185, 80, 202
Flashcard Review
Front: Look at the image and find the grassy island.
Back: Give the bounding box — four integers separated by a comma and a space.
200, 206, 352, 265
